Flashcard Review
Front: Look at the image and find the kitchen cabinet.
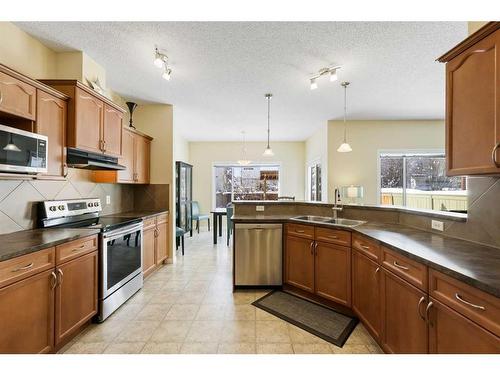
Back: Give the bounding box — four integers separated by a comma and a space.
92, 127, 152, 184
36, 90, 67, 178
428, 297, 500, 353
142, 213, 170, 277
54, 250, 98, 345
285, 234, 315, 293
352, 248, 382, 341
315, 241, 351, 306
0, 270, 55, 353
0, 70, 36, 120
40, 80, 124, 158
438, 22, 500, 175
380, 268, 428, 353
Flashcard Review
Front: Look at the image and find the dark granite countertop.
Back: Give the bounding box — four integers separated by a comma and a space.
104, 209, 169, 220
0, 228, 101, 262
232, 215, 500, 298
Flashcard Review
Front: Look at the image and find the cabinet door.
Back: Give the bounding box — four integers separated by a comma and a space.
0, 270, 55, 353
135, 135, 150, 184
381, 269, 428, 353
55, 251, 98, 345
428, 297, 500, 353
284, 235, 314, 293
143, 227, 156, 277
118, 128, 135, 183
155, 220, 168, 265
352, 249, 382, 341
445, 29, 500, 175
102, 104, 123, 157
0, 71, 36, 120
74, 87, 103, 153
36, 90, 67, 178
314, 241, 351, 306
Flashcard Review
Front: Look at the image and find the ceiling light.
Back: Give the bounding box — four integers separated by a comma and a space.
162, 67, 172, 81
310, 78, 318, 90
238, 131, 251, 166
154, 48, 165, 68
3, 134, 21, 152
330, 69, 338, 82
337, 81, 353, 153
263, 93, 274, 157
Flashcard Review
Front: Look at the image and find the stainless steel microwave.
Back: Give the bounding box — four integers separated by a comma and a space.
0, 124, 48, 174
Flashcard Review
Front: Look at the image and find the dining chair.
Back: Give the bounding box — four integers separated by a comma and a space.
176, 227, 185, 255
226, 204, 234, 246
192, 201, 210, 233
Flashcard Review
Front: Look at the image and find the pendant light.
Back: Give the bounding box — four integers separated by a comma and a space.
263, 93, 274, 157
238, 131, 251, 166
3, 134, 21, 152
337, 81, 353, 153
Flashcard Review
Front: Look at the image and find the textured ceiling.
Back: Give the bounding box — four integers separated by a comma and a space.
17, 22, 467, 141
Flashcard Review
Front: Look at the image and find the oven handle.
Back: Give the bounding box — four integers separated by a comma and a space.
103, 223, 144, 239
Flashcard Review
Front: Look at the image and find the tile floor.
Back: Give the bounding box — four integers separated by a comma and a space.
60, 228, 383, 354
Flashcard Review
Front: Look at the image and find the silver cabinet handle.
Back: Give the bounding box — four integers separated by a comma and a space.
0, 89, 3, 105
309, 241, 314, 255
328, 235, 339, 239
455, 293, 485, 310
50, 271, 57, 290
425, 301, 434, 325
12, 262, 34, 272
296, 229, 305, 233
492, 142, 500, 167
72, 244, 86, 252
314, 242, 318, 256
417, 296, 426, 320
360, 244, 370, 250
57, 269, 64, 285
375, 267, 380, 274
393, 261, 409, 271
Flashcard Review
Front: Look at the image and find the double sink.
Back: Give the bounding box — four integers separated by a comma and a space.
291, 215, 366, 228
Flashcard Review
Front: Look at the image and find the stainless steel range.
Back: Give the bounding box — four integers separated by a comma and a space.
38, 198, 143, 322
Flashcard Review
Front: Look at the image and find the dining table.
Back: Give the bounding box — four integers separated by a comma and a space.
211, 207, 227, 244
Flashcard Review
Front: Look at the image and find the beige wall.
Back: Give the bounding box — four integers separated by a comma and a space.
189, 141, 305, 213
468, 21, 488, 35
174, 129, 190, 163
305, 125, 329, 202
327, 120, 445, 204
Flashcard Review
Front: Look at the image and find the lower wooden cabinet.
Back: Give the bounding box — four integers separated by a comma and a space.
142, 213, 170, 277
352, 249, 382, 341
0, 269, 55, 354
428, 297, 500, 353
315, 241, 351, 306
285, 234, 314, 293
55, 251, 98, 345
381, 269, 428, 353
143, 226, 157, 278
155, 219, 168, 265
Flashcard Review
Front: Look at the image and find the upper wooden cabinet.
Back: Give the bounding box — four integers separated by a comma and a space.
92, 127, 152, 184
0, 70, 36, 120
40, 80, 124, 158
36, 90, 67, 178
438, 22, 500, 175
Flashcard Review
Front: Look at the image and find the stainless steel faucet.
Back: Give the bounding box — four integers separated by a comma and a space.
332, 187, 343, 219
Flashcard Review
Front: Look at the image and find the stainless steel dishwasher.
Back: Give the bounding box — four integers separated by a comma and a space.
234, 223, 282, 287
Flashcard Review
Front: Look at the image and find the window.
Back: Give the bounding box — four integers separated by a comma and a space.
308, 163, 322, 201
213, 164, 280, 208
379, 152, 467, 213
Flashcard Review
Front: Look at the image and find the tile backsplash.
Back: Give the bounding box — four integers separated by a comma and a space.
0, 168, 135, 235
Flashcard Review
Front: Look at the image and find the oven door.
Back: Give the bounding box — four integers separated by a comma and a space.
101, 223, 143, 298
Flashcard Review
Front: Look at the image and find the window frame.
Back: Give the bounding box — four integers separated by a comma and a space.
377, 149, 466, 212
211, 162, 282, 210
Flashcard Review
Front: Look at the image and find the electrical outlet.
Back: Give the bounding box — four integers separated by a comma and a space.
106, 195, 111, 205
256, 205, 265, 212
431, 220, 444, 231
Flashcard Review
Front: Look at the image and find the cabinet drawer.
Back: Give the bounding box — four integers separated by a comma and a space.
0, 248, 55, 288
286, 223, 314, 239
429, 269, 500, 337
352, 233, 380, 262
143, 217, 157, 229
315, 227, 351, 247
156, 213, 168, 224
0, 71, 36, 120
382, 246, 427, 291
56, 235, 98, 265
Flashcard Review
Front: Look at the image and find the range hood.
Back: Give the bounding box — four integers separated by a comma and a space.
66, 148, 126, 171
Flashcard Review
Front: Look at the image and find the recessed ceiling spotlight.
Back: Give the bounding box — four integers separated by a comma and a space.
309, 65, 341, 89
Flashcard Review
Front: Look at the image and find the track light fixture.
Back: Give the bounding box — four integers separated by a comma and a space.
154, 46, 172, 82
309, 65, 341, 90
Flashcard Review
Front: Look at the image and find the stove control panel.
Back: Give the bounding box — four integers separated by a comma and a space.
40, 198, 102, 219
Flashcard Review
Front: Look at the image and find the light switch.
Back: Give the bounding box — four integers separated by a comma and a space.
431, 220, 444, 231
106, 195, 111, 205
256, 205, 265, 212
